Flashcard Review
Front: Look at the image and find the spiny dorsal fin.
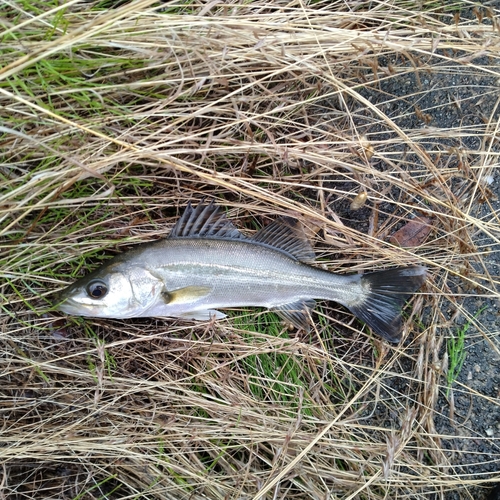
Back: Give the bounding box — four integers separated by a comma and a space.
169, 202, 246, 240
274, 299, 316, 331
252, 217, 316, 262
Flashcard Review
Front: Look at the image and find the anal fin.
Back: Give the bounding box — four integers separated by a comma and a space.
273, 299, 315, 330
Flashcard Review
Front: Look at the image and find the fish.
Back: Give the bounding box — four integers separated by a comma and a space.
55, 202, 426, 342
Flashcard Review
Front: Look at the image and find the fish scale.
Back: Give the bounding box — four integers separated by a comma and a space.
55, 202, 426, 342
142, 238, 359, 307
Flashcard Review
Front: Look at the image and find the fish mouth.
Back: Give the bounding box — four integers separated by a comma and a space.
53, 294, 78, 314
53, 293, 141, 319
52, 291, 90, 316
55, 298, 101, 317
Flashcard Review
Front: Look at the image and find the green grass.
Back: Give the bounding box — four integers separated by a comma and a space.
232, 310, 354, 418
446, 305, 487, 397
72, 474, 121, 500
235, 312, 311, 410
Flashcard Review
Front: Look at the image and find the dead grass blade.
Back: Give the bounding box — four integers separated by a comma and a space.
1, 0, 499, 498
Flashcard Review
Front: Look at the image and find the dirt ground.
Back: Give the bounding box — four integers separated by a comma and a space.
347, 39, 500, 500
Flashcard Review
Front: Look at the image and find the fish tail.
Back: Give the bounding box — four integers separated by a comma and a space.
346, 266, 427, 343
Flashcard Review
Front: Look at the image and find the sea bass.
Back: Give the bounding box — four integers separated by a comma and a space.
56, 202, 426, 342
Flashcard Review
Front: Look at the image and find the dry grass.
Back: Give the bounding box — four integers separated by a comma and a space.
1, 0, 499, 498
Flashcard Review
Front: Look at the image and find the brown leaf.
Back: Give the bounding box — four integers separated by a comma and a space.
389, 216, 432, 247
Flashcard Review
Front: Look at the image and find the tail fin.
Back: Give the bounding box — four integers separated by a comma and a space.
347, 266, 426, 343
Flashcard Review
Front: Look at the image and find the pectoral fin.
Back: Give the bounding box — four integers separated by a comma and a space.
162, 286, 212, 305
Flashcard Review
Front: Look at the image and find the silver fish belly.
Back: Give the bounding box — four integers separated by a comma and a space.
55, 202, 426, 342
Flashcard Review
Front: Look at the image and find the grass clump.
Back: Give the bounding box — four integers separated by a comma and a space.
1, 0, 499, 499
446, 305, 487, 398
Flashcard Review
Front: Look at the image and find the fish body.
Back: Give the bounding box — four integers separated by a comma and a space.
56, 203, 426, 342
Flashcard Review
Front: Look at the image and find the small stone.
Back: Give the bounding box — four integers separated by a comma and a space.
467, 371, 473, 380
474, 364, 481, 373
486, 428, 494, 437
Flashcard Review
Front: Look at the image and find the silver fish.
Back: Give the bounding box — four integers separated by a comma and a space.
56, 202, 426, 342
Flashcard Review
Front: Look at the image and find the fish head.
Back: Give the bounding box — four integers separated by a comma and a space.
55, 260, 163, 318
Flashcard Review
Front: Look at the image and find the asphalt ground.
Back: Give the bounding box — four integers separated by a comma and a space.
343, 32, 500, 499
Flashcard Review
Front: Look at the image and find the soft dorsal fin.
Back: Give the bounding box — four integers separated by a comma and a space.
252, 217, 316, 262
169, 202, 246, 240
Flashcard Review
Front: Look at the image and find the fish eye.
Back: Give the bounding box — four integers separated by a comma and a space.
86, 280, 108, 299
